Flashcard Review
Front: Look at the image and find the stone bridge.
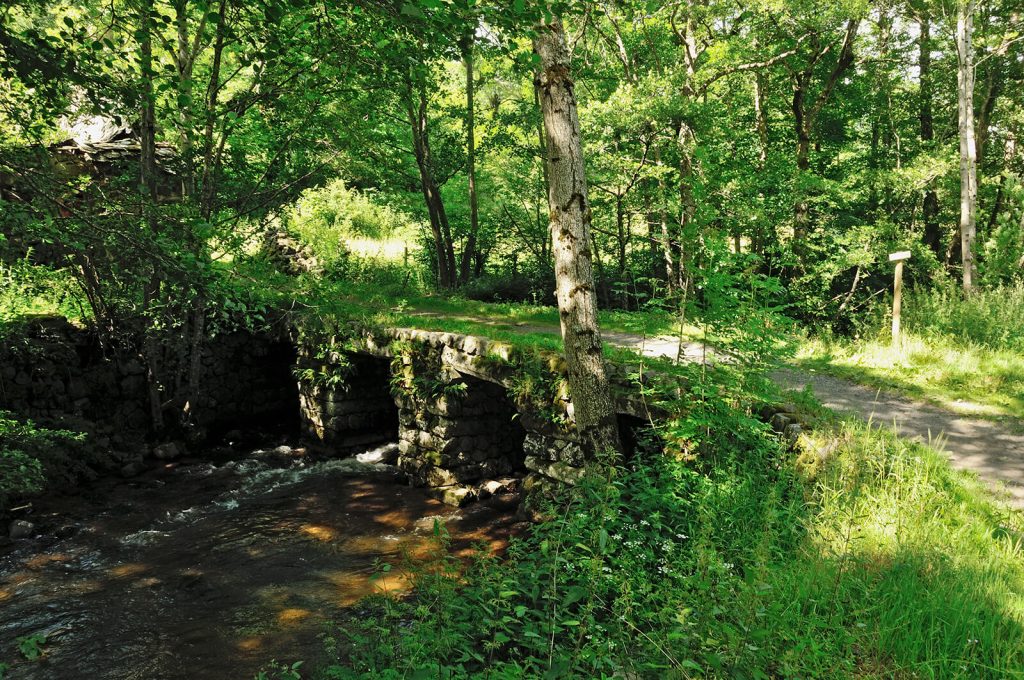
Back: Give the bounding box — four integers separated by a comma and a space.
295, 326, 655, 505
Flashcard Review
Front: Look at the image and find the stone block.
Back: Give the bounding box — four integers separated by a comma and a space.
9, 520, 35, 540
428, 485, 476, 507
153, 442, 181, 460
771, 413, 792, 433
524, 456, 585, 485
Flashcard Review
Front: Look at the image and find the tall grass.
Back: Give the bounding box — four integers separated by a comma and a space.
903, 283, 1024, 352
796, 282, 1024, 418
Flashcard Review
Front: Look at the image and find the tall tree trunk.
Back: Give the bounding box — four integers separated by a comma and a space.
789, 19, 859, 246
753, 71, 769, 169
181, 0, 227, 429
174, 0, 195, 199
138, 0, 164, 435
957, 0, 979, 292
534, 18, 622, 457
615, 195, 627, 277
975, 65, 1001, 172
792, 85, 811, 242
654, 145, 676, 292
867, 10, 891, 219
919, 16, 942, 257
459, 35, 480, 285
406, 77, 455, 288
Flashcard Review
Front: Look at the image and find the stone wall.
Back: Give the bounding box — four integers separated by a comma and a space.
394, 375, 525, 489
294, 328, 655, 505
0, 317, 299, 438
296, 352, 398, 453
0, 318, 149, 436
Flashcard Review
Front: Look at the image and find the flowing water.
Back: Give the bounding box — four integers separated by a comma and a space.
0, 441, 522, 679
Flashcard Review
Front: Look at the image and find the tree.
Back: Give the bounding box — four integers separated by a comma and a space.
956, 0, 979, 292
785, 17, 861, 243
534, 17, 622, 457
458, 29, 481, 285
918, 10, 942, 258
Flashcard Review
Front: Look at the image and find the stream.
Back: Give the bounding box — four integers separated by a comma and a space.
0, 440, 522, 679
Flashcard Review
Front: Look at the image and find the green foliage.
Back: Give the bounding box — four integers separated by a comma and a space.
254, 660, 303, 680
460, 273, 539, 303
293, 339, 357, 392
0, 410, 88, 513
900, 283, 1024, 353
319, 372, 1024, 678
284, 179, 417, 277
16, 633, 46, 661
0, 256, 82, 326
287, 180, 411, 243
388, 339, 468, 402
982, 173, 1024, 286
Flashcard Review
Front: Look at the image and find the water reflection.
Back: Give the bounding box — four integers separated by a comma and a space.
0, 442, 521, 679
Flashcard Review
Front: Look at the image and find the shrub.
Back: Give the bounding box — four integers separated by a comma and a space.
460, 274, 538, 303
0, 410, 87, 513
284, 180, 415, 268
903, 282, 1024, 352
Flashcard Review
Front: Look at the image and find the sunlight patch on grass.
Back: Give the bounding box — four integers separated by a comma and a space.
795, 332, 1024, 422
778, 406, 1024, 677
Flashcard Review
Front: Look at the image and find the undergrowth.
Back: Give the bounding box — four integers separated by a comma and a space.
795, 281, 1024, 421
0, 410, 88, 514
307, 364, 1024, 679
797, 332, 1024, 421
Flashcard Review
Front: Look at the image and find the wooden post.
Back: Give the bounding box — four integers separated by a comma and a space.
889, 251, 911, 345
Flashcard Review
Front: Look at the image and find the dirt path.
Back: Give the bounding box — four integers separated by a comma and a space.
773, 369, 1024, 510
407, 311, 1024, 510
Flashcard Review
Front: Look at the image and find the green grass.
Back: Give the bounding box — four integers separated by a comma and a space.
292, 277, 696, 356
781, 394, 1024, 678
795, 332, 1024, 422
316, 372, 1024, 678
392, 292, 686, 338
793, 282, 1024, 423
903, 283, 1024, 353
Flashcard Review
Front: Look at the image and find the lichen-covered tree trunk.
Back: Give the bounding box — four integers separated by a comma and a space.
534, 19, 622, 457
458, 35, 479, 286
956, 1, 979, 293
919, 16, 942, 258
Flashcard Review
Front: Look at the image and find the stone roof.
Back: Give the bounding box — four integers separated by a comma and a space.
51, 114, 176, 170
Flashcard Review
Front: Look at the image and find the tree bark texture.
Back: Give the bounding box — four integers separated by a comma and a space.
957, 1, 979, 292
406, 77, 456, 288
459, 35, 479, 285
534, 19, 622, 457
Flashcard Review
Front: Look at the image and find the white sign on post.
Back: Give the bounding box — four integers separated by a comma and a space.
890, 251, 911, 345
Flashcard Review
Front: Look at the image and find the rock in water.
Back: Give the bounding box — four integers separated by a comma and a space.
9, 520, 35, 539
153, 442, 181, 460
120, 461, 146, 478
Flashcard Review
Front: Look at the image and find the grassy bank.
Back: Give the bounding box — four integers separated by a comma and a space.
795, 284, 1024, 423
294, 358, 1024, 679
795, 332, 1024, 421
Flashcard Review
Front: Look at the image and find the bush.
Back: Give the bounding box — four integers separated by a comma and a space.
903, 282, 1024, 352
460, 274, 540, 303
318, 362, 1024, 678
0, 410, 87, 513
284, 180, 414, 268
320, 365, 815, 678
